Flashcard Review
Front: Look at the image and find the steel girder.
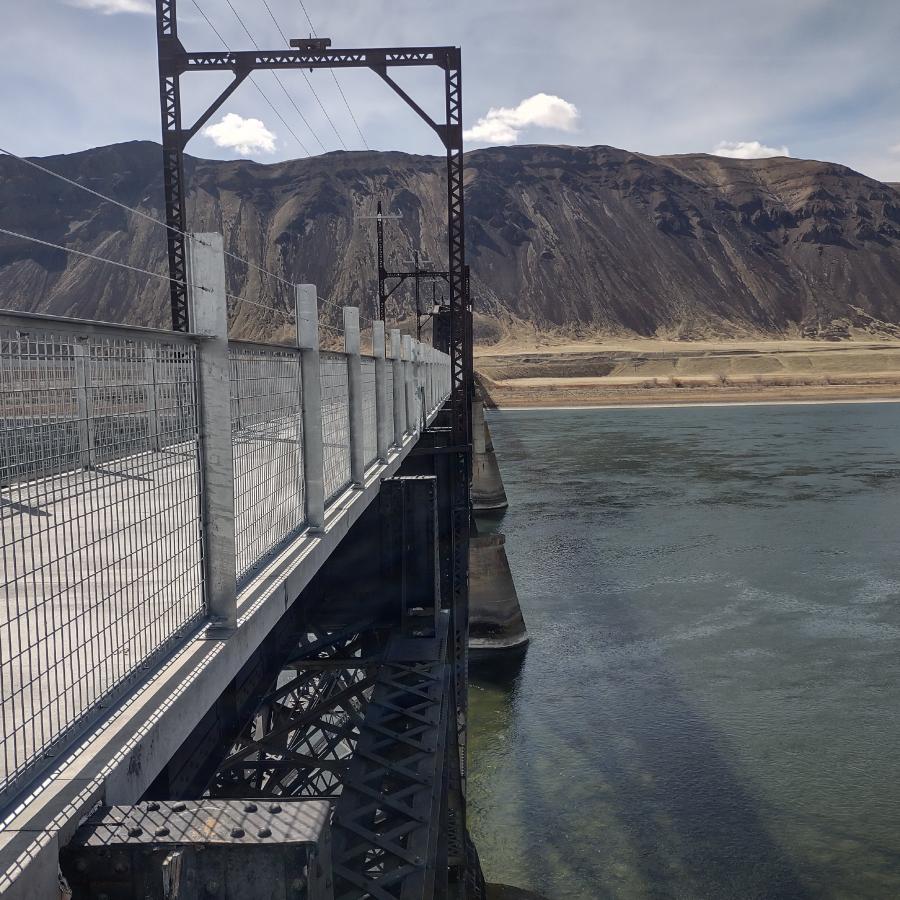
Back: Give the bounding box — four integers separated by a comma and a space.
198, 616, 459, 899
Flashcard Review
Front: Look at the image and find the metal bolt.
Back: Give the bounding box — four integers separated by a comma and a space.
257, 827, 271, 838
231, 827, 245, 839
243, 802, 258, 813
269, 804, 282, 813
146, 802, 160, 811
415, 856, 423, 866
172, 802, 186, 812
155, 827, 170, 837
128, 826, 143, 837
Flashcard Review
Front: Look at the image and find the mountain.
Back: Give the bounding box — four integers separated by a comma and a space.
2, 140, 900, 342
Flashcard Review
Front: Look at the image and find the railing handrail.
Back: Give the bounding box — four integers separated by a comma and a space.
0, 308, 208, 344
227, 337, 300, 354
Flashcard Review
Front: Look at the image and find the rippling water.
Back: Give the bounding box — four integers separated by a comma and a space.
469, 403, 900, 900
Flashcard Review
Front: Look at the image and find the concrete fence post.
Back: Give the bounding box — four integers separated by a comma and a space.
344, 306, 365, 486
391, 328, 405, 445
373, 320, 390, 462
187, 232, 236, 633
146, 347, 161, 451
427, 346, 435, 413
402, 334, 415, 436
297, 284, 325, 531
73, 339, 95, 469
413, 339, 424, 430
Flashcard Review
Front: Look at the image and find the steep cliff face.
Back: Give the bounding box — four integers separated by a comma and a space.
2, 140, 900, 341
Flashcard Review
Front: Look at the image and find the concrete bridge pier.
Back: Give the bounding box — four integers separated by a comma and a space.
468, 532, 528, 657
471, 400, 508, 512
468, 401, 528, 657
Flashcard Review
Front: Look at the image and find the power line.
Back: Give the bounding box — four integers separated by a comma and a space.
0, 147, 191, 240
189, 0, 312, 156
259, 0, 348, 151
221, 0, 327, 153
1, 145, 303, 291
226, 292, 293, 318
295, 0, 370, 150
0, 227, 208, 291
222, 249, 294, 288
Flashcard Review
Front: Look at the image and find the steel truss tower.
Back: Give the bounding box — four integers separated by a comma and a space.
154, 1, 474, 893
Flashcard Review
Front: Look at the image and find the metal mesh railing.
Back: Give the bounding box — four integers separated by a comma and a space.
385, 366, 395, 446
0, 306, 452, 807
319, 352, 351, 502
361, 358, 377, 466
0, 325, 203, 798
229, 344, 305, 581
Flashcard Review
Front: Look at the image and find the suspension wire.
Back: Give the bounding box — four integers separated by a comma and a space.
0, 147, 195, 241
222, 248, 294, 287
1, 148, 305, 296
0, 227, 208, 291
226, 292, 293, 319
221, 0, 327, 153
190, 0, 312, 156
259, 0, 348, 150
295, 0, 370, 150
2, 143, 305, 295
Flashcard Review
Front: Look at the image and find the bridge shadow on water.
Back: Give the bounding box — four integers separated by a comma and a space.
470, 590, 814, 900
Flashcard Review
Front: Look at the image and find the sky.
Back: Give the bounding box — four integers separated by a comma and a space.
2, 0, 900, 180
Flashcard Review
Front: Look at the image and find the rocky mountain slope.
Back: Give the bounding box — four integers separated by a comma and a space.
2, 140, 900, 342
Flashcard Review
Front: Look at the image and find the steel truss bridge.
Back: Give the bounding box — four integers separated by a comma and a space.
0, 3, 478, 898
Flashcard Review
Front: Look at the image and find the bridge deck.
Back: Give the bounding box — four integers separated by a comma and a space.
2, 453, 196, 790
0, 414, 439, 900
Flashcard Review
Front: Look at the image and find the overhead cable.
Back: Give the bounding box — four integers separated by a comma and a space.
0, 227, 207, 290
295, 0, 370, 150
221, 0, 327, 153
259, 0, 348, 150
1, 145, 301, 290
190, 0, 313, 156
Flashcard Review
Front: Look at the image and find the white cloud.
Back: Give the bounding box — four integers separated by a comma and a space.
67, 0, 154, 13
464, 93, 580, 145
889, 143, 900, 155
203, 113, 277, 156
712, 140, 790, 159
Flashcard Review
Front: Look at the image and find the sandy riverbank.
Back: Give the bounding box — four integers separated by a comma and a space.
475, 337, 900, 408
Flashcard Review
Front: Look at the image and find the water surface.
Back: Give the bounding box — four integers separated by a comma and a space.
469, 403, 900, 899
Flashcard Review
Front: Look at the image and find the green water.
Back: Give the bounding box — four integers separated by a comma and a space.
469, 403, 900, 900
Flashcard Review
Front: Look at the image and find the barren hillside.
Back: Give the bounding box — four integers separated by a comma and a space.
2, 141, 900, 342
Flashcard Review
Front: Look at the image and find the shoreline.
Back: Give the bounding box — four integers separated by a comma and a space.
475, 339, 900, 413
488, 396, 900, 412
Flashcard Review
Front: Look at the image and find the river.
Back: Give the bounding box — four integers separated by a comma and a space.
469, 402, 900, 899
